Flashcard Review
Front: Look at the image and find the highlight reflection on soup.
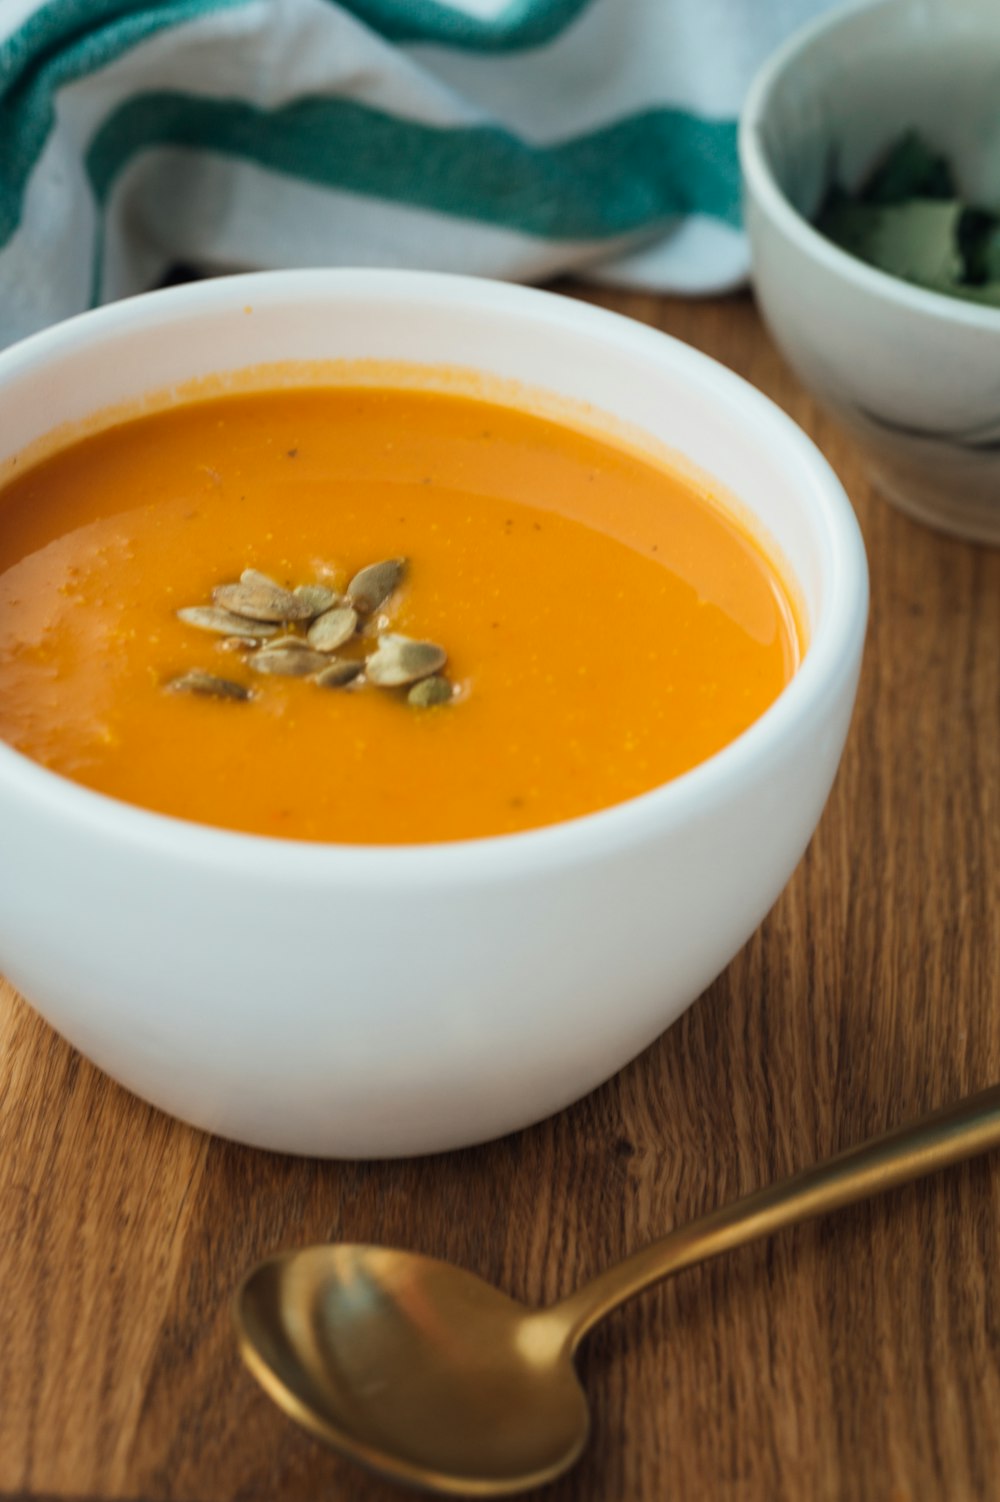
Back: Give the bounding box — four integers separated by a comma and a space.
0, 384, 801, 844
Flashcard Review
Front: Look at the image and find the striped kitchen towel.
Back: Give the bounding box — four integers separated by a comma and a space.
0, 0, 836, 348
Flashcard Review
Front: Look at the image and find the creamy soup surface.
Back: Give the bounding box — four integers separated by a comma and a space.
0, 385, 801, 843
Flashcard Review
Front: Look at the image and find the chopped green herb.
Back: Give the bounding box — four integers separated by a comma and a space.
859, 129, 956, 205
815, 130, 1000, 307
957, 208, 1000, 286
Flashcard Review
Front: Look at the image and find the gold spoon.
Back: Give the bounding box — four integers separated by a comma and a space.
235, 1083, 1000, 1496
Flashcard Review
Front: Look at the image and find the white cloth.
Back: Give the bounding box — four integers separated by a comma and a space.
0, 0, 837, 348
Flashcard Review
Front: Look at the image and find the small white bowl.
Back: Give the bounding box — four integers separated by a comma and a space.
0, 270, 867, 1158
740, 0, 1000, 545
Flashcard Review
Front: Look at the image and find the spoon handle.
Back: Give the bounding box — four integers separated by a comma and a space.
554, 1082, 1000, 1349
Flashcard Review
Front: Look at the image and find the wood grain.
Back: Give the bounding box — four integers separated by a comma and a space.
2, 288, 999, 1502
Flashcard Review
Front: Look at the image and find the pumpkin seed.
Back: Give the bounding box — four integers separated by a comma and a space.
213, 569, 313, 622
408, 675, 453, 707
267, 634, 312, 651
177, 605, 278, 638
346, 558, 406, 614
366, 633, 447, 688
250, 646, 329, 677
166, 670, 250, 701
294, 583, 339, 617
307, 605, 358, 652
315, 659, 364, 689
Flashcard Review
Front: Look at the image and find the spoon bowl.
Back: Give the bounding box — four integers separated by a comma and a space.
237, 1246, 588, 1495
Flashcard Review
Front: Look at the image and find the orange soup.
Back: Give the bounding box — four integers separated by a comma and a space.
0, 385, 801, 843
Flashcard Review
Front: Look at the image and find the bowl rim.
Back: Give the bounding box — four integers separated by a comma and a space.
0, 268, 868, 884
739, 0, 1000, 332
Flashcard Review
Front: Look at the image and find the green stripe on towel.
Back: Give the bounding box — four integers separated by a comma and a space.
85, 91, 740, 242
335, 0, 596, 51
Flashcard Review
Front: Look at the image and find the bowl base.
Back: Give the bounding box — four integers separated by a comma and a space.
867, 456, 1000, 547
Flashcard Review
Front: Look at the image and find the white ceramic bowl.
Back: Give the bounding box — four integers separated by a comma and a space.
0, 270, 867, 1158
741, 0, 1000, 545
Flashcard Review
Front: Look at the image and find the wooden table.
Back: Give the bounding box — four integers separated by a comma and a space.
2, 287, 999, 1502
